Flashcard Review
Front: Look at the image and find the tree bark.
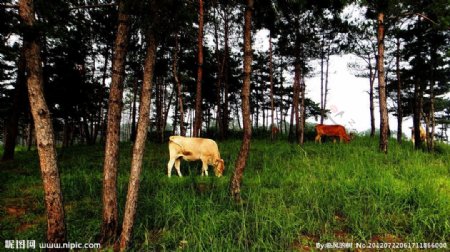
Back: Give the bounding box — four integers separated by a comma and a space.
118, 32, 157, 252
100, 0, 130, 244
130, 77, 138, 142
222, 11, 230, 138
377, 12, 389, 153
19, 0, 67, 246
2, 47, 27, 161
293, 63, 301, 144
193, 0, 204, 137
368, 55, 376, 137
299, 77, 306, 145
172, 31, 186, 136
396, 37, 402, 143
230, 0, 253, 202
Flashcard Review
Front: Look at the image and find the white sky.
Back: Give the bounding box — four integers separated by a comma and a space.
254, 29, 414, 135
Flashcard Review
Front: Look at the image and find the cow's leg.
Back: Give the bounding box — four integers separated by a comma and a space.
167, 157, 176, 177
201, 160, 208, 176
315, 134, 321, 143
174, 158, 182, 177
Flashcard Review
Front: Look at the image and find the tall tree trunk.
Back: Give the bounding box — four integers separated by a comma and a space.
94, 46, 110, 143
222, 11, 230, 138
130, 77, 138, 142
427, 48, 436, 151
19, 0, 67, 245
2, 47, 27, 161
323, 51, 330, 120
377, 12, 389, 153
413, 79, 422, 149
26, 115, 34, 151
293, 63, 301, 144
396, 37, 402, 143
213, 5, 224, 138
100, 0, 130, 244
299, 78, 306, 145
230, 0, 253, 202
172, 31, 186, 136
368, 55, 376, 137
320, 35, 325, 124
193, 0, 204, 137
118, 32, 157, 252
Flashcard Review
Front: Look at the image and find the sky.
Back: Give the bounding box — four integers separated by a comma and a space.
253, 29, 415, 136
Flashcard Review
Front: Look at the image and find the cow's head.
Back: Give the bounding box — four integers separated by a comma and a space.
214, 159, 225, 177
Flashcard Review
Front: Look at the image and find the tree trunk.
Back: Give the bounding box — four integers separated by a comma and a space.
293, 62, 301, 144
299, 78, 306, 145
19, 0, 67, 246
172, 31, 186, 136
230, 0, 253, 202
223, 12, 230, 138
368, 55, 376, 137
193, 0, 204, 137
396, 37, 402, 143
2, 47, 27, 161
130, 77, 138, 142
100, 0, 130, 244
413, 79, 424, 149
118, 32, 157, 252
323, 51, 330, 121
320, 35, 325, 124
377, 12, 389, 153
213, 5, 224, 139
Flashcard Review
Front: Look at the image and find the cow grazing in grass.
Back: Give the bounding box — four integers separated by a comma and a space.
411, 126, 426, 144
167, 136, 224, 177
315, 124, 351, 143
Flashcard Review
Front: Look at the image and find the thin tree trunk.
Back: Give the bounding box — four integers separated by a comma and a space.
172, 31, 186, 136
293, 63, 301, 144
213, 5, 224, 138
428, 51, 436, 151
222, 11, 230, 137
323, 51, 330, 120
368, 55, 376, 137
2, 47, 27, 161
230, 0, 253, 202
100, 0, 130, 244
299, 78, 306, 145
377, 12, 389, 153
396, 37, 402, 143
118, 32, 157, 252
193, 0, 204, 137
130, 77, 138, 141
320, 35, 325, 124
163, 88, 175, 133
27, 115, 34, 151
19, 0, 67, 246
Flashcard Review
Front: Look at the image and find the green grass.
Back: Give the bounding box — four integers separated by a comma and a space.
1, 136, 449, 251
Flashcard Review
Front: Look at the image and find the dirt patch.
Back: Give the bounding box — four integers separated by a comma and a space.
16, 223, 37, 232
370, 233, 402, 243
6, 206, 27, 217
291, 234, 319, 251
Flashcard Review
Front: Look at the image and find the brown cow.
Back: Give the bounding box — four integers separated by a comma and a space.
315, 124, 351, 143
411, 126, 426, 144
167, 136, 224, 177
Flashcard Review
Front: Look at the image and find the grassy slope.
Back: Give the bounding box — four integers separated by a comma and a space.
0, 136, 449, 250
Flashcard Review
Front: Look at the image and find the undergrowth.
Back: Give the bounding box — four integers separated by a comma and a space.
1, 136, 449, 250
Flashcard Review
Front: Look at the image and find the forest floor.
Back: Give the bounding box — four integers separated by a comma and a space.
1, 135, 449, 251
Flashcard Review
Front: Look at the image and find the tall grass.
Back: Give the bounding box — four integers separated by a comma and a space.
1, 136, 449, 250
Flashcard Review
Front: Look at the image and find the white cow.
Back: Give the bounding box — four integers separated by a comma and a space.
167, 136, 224, 177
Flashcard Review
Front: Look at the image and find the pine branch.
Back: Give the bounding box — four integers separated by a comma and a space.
0, 4, 18, 9
70, 3, 117, 10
